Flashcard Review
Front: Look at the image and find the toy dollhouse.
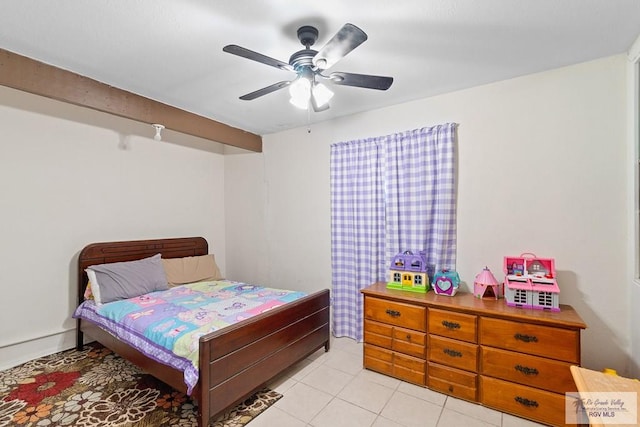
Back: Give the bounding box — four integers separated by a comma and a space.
503, 253, 560, 311
387, 250, 429, 293
473, 267, 502, 299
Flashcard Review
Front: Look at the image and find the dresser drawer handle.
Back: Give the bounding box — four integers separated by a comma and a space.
443, 348, 462, 358
515, 365, 539, 376
385, 309, 401, 318
441, 320, 461, 330
514, 333, 538, 343
515, 396, 539, 408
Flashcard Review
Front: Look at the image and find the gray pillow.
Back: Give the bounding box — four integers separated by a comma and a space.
88, 254, 168, 304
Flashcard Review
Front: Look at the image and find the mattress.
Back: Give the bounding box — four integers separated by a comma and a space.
74, 280, 307, 393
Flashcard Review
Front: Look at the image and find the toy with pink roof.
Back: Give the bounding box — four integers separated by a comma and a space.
503, 253, 560, 311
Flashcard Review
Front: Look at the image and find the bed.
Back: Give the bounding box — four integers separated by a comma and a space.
74, 236, 330, 427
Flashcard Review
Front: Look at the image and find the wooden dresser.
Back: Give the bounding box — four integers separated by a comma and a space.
362, 282, 586, 427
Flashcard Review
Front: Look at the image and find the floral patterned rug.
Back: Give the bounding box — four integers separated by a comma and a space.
0, 343, 281, 426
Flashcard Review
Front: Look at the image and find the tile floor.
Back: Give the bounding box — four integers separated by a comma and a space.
252, 336, 547, 427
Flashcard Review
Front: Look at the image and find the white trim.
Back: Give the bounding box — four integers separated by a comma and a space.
628, 46, 640, 282
629, 33, 640, 63
628, 32, 640, 378
0, 329, 76, 371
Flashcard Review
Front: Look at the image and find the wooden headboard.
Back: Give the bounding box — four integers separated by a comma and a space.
77, 237, 208, 306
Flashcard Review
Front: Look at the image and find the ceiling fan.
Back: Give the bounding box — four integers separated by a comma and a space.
223, 23, 393, 112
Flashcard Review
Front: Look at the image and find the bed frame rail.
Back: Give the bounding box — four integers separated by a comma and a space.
199, 289, 330, 422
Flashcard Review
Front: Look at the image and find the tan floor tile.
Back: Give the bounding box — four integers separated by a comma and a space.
444, 396, 501, 426
372, 415, 406, 427
380, 391, 443, 427
247, 405, 307, 427
301, 364, 354, 395
310, 397, 377, 427
338, 375, 396, 413
356, 368, 402, 390
323, 348, 364, 375
397, 381, 447, 406
330, 335, 364, 356
266, 373, 298, 394
436, 408, 497, 427
274, 381, 333, 423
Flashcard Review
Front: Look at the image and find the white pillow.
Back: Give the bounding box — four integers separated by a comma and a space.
85, 268, 104, 305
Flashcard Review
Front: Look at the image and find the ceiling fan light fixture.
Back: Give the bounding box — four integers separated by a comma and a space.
289, 76, 312, 109
312, 82, 334, 108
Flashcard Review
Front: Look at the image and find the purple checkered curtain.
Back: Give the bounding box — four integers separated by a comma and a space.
384, 124, 458, 277
330, 123, 457, 340
330, 137, 386, 340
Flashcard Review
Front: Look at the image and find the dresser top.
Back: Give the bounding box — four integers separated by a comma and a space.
362, 282, 587, 330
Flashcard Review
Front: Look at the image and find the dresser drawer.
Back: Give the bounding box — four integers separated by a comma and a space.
365, 319, 426, 358
364, 343, 425, 386
428, 308, 477, 343
393, 326, 427, 358
479, 317, 580, 363
394, 352, 426, 385
365, 297, 426, 331
429, 375, 477, 402
428, 362, 477, 389
481, 346, 577, 394
364, 319, 393, 348
429, 335, 478, 372
480, 376, 575, 427
364, 343, 393, 376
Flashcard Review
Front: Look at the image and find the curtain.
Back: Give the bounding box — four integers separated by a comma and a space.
330, 123, 457, 340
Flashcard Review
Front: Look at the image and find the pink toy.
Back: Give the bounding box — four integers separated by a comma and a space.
503, 253, 560, 311
474, 267, 502, 299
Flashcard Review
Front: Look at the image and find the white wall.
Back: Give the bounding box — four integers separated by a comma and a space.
1, 53, 633, 376
226, 54, 632, 374
0, 86, 227, 369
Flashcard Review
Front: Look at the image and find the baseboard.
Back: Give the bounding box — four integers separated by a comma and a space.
0, 329, 76, 371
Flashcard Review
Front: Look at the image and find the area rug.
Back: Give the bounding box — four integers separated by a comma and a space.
0, 343, 281, 427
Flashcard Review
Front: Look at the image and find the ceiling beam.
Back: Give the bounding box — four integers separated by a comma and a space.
0, 48, 262, 152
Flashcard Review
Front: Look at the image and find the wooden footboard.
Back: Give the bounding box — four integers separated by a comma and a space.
76, 237, 330, 427
80, 289, 330, 426
198, 288, 330, 424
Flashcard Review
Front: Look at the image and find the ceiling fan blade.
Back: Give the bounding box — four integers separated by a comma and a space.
223, 45, 293, 72
239, 81, 292, 100
312, 23, 367, 70
329, 72, 393, 90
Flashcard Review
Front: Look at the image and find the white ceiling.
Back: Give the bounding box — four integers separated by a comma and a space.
1, 0, 639, 136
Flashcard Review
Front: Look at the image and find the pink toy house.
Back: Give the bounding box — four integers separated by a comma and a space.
503, 253, 560, 311
387, 250, 429, 293
473, 267, 502, 299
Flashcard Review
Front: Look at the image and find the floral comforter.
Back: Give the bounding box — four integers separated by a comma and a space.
73, 280, 306, 394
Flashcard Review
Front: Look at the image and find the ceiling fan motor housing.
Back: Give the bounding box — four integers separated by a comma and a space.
289, 49, 317, 71
297, 26, 319, 47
